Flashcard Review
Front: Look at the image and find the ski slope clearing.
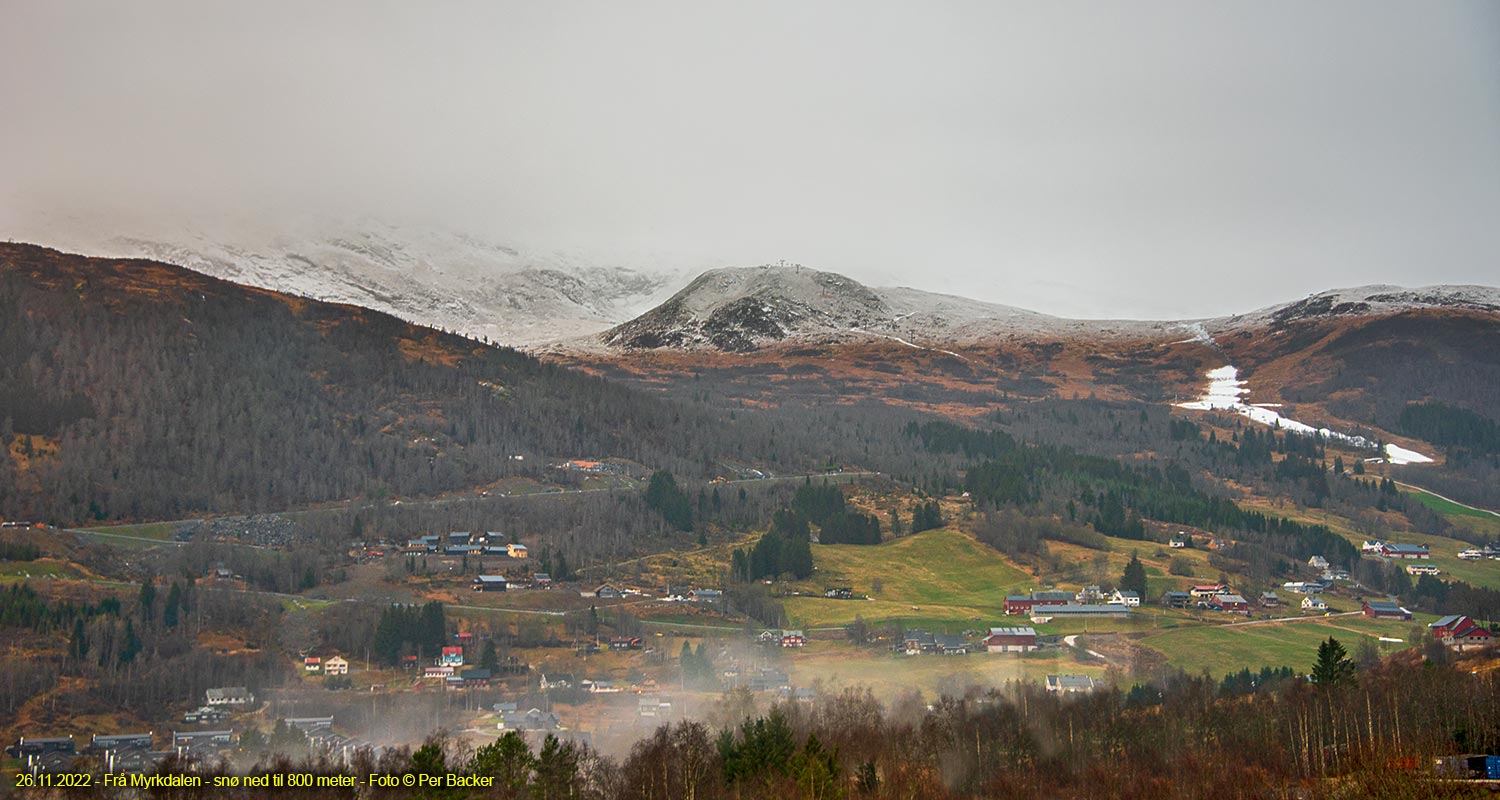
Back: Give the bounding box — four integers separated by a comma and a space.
1176, 366, 1434, 464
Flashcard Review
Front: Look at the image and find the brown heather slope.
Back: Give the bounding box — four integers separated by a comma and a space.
0, 243, 754, 525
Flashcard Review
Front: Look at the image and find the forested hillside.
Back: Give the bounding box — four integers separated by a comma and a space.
0, 244, 779, 524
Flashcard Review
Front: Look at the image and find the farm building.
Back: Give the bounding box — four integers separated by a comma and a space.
1362, 600, 1412, 620
205, 687, 254, 707
1208, 594, 1250, 613
1032, 590, 1075, 606
1161, 591, 1191, 608
472, 575, 508, 592
500, 708, 561, 732
983, 627, 1038, 653
934, 634, 970, 654
1379, 543, 1430, 560
1045, 675, 1098, 694
1430, 616, 1495, 651
690, 589, 723, 605
1033, 604, 1129, 620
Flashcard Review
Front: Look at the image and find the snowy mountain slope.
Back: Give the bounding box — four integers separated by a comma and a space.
598, 264, 1207, 352
1208, 284, 1500, 332
4, 216, 687, 346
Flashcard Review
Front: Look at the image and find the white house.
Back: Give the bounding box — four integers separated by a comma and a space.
1108, 589, 1141, 607
1308, 555, 1329, 570
324, 656, 349, 676
1302, 596, 1327, 612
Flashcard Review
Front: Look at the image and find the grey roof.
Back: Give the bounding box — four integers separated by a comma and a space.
987, 626, 1037, 637
91, 734, 153, 749
1032, 590, 1075, 602
1037, 604, 1130, 615
1047, 674, 1097, 690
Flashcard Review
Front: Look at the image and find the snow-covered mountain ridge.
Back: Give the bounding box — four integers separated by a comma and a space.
599, 267, 1500, 353
6, 213, 1497, 350
5, 218, 689, 346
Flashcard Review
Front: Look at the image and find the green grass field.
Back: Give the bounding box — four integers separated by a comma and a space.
782, 529, 1033, 628
1137, 613, 1429, 677
1405, 489, 1500, 521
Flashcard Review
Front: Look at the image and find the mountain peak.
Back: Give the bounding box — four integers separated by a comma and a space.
601, 264, 889, 352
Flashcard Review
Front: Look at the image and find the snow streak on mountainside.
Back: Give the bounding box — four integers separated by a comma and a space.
1175, 366, 1435, 465
5, 216, 688, 346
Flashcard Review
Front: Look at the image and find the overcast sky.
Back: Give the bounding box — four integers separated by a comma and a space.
3, 2, 1498, 318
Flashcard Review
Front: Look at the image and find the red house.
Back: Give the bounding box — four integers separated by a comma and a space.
1005, 596, 1034, 616
1209, 594, 1250, 613
1430, 615, 1495, 651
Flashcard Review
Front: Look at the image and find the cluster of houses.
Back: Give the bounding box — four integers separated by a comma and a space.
1160, 584, 1274, 613
1361, 540, 1430, 560
1005, 587, 1137, 621
5, 734, 176, 775
303, 655, 350, 676
897, 626, 1057, 655
902, 631, 974, 655
405, 532, 530, 559
8, 715, 382, 775
415, 647, 495, 688
1458, 545, 1500, 561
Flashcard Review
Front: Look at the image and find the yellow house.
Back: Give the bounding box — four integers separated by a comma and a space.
324, 656, 349, 676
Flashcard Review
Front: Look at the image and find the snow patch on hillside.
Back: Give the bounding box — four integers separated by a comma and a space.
1176, 366, 1434, 465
